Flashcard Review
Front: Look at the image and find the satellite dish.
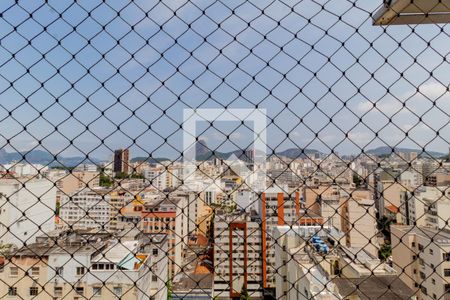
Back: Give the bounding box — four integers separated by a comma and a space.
374, 0, 450, 25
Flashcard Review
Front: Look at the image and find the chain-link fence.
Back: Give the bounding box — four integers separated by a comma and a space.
1, 0, 450, 299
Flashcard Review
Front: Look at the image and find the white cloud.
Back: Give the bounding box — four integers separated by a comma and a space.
418, 82, 449, 100
356, 99, 403, 115
348, 131, 374, 144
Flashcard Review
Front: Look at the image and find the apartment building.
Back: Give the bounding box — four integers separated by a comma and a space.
401, 169, 424, 188
59, 188, 133, 231
391, 225, 450, 300
0, 229, 168, 300
273, 225, 344, 299
213, 210, 263, 299
113, 148, 130, 175
1, 163, 48, 177
140, 194, 190, 277
318, 186, 341, 230
340, 190, 379, 257
256, 187, 300, 289
54, 170, 100, 196
399, 186, 450, 230
0, 178, 56, 247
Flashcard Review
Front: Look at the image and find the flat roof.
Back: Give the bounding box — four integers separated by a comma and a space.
332, 276, 414, 300
392, 225, 450, 244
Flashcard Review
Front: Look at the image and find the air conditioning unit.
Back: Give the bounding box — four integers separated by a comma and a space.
374, 0, 450, 25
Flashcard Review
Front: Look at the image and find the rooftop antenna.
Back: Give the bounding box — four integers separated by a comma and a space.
374, 0, 450, 25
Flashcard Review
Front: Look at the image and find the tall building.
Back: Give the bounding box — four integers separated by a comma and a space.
257, 187, 300, 289
318, 187, 341, 230
0, 178, 56, 247
113, 149, 130, 175
213, 210, 263, 299
340, 190, 379, 257
140, 193, 192, 277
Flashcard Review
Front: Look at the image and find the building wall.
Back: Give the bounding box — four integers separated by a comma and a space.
213, 214, 263, 299
56, 171, 99, 196
391, 225, 450, 300
0, 179, 56, 247
342, 197, 378, 257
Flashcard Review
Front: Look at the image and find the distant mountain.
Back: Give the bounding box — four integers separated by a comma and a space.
276, 148, 322, 159
130, 157, 170, 163
0, 149, 103, 167
366, 146, 445, 158
188, 139, 324, 161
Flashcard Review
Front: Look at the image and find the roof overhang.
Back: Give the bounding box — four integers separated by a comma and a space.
374, 0, 450, 25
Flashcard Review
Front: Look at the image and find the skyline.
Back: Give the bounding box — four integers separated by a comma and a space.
0, 141, 448, 164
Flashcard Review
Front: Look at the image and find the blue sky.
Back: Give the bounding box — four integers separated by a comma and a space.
0, 0, 449, 160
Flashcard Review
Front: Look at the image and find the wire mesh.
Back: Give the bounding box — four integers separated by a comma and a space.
0, 0, 450, 299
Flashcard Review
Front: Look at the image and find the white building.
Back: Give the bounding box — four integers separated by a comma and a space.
1, 163, 48, 177
0, 230, 168, 300
59, 188, 132, 231
0, 178, 56, 247
319, 190, 341, 230
400, 186, 450, 230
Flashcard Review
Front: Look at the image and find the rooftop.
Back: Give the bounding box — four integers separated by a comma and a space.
332, 276, 414, 300
392, 225, 450, 244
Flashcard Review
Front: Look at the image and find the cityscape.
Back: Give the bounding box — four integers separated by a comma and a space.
1, 0, 450, 300
0, 144, 450, 299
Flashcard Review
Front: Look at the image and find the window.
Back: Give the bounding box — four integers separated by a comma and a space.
420, 272, 426, 279
30, 287, 39, 296
412, 242, 416, 247
152, 275, 158, 282
76, 267, 85, 276
444, 253, 450, 261
430, 249, 434, 255
113, 287, 122, 296
445, 283, 450, 293
152, 248, 158, 256
75, 287, 84, 295
418, 244, 424, 251
8, 287, 17, 296
56, 267, 63, 276
31, 267, 39, 276
10, 267, 18, 277
444, 269, 450, 277
432, 278, 436, 284
54, 286, 63, 297
421, 286, 427, 295
92, 287, 102, 296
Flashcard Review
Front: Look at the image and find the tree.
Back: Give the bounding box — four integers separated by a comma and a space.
377, 215, 395, 242
353, 173, 362, 187
379, 244, 392, 261
240, 285, 250, 300
99, 173, 113, 187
